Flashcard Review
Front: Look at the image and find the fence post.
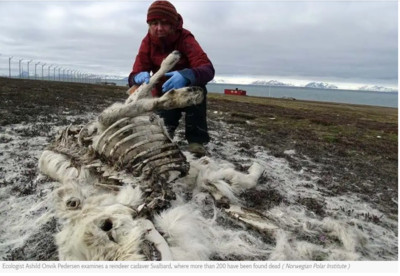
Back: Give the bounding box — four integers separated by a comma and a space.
8, 56, 12, 78
41, 63, 46, 80
18, 59, 23, 78
27, 60, 33, 79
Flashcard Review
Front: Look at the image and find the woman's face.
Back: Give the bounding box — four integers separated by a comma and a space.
148, 19, 174, 37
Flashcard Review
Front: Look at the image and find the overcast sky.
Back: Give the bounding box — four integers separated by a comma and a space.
0, 0, 397, 89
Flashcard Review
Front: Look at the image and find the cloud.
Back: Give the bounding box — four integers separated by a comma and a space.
0, 0, 397, 87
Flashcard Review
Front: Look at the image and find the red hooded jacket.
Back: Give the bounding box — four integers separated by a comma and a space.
129, 15, 214, 97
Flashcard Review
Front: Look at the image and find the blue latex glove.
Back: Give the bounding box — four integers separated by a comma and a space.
134, 72, 150, 84
162, 71, 189, 93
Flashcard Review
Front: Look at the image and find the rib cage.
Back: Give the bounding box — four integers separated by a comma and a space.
92, 114, 189, 183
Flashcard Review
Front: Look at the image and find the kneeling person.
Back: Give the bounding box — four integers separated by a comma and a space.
128, 0, 215, 157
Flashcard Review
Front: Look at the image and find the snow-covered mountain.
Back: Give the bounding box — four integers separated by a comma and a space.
305, 82, 338, 89
251, 80, 294, 87
358, 85, 397, 92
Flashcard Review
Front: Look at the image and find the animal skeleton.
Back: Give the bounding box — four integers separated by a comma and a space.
39, 50, 267, 261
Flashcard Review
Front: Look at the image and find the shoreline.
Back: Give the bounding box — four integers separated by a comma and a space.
209, 92, 398, 110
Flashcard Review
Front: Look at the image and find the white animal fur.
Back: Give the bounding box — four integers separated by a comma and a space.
153, 197, 272, 260
39, 150, 79, 184
184, 156, 265, 203
54, 183, 177, 261
51, 155, 266, 261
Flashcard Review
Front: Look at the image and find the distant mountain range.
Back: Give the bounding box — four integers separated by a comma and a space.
209, 79, 397, 92
304, 82, 338, 89
251, 80, 294, 87
358, 85, 397, 93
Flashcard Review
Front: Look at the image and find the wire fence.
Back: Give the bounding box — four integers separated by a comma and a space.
0, 55, 112, 84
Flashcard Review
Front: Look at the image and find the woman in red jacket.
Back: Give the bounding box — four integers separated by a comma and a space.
128, 0, 215, 157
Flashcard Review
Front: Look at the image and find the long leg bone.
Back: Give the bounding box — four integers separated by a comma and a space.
125, 50, 181, 104
223, 205, 279, 235
98, 86, 204, 128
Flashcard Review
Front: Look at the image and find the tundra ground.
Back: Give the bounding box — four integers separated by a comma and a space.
0, 77, 397, 260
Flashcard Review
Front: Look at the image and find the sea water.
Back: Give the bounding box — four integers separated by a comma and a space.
206, 83, 398, 108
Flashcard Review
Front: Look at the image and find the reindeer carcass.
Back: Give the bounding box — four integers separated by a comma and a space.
39, 51, 267, 261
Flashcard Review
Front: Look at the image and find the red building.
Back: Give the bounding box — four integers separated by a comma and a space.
224, 88, 247, 96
